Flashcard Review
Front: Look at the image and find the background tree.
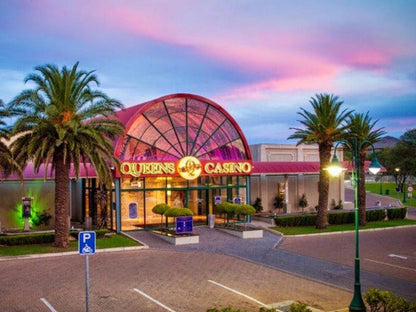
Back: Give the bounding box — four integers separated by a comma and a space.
8, 63, 124, 248
377, 129, 416, 193
345, 112, 385, 226
288, 93, 352, 229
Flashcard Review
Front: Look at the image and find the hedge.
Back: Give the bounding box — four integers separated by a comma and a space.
0, 229, 110, 246
275, 208, 393, 227
387, 207, 407, 220
0, 233, 55, 246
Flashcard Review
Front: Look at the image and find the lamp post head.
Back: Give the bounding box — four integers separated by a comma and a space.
368, 155, 381, 175
327, 154, 346, 177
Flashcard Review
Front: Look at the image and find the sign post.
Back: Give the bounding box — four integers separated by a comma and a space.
78, 231, 96, 312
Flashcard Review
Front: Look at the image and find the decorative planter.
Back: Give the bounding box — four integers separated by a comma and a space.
216, 225, 263, 239
151, 230, 200, 245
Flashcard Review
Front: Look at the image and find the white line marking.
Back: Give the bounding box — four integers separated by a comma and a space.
133, 288, 177, 312
388, 253, 408, 260
40, 298, 58, 312
365, 258, 416, 272
208, 280, 271, 308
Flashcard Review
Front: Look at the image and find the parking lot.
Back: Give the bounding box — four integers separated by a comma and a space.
0, 249, 353, 312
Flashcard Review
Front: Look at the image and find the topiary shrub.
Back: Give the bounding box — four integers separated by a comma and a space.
152, 203, 170, 225
215, 202, 235, 224
328, 211, 355, 224
0, 233, 55, 246
274, 214, 317, 227
164, 207, 193, 217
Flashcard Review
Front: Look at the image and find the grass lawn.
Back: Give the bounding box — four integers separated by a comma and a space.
273, 219, 416, 235
366, 182, 416, 208
0, 233, 140, 257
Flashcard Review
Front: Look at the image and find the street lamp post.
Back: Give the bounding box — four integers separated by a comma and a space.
327, 137, 381, 312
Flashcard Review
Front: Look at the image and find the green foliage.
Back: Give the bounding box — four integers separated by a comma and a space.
366, 209, 386, 222
206, 307, 246, 312
273, 194, 285, 209
152, 203, 170, 215
234, 204, 256, 216
275, 214, 317, 227
328, 211, 355, 224
215, 202, 235, 214
252, 197, 263, 212
331, 198, 343, 210
276, 209, 391, 227
164, 207, 193, 217
289, 302, 312, 312
387, 207, 407, 220
70, 229, 108, 239
0, 233, 55, 246
298, 194, 308, 209
364, 288, 416, 312
31, 210, 52, 226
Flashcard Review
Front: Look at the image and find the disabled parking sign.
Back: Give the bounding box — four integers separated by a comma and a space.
78, 231, 96, 255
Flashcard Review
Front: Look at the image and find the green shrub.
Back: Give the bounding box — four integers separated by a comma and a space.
364, 288, 416, 312
366, 209, 386, 222
0, 233, 55, 246
289, 302, 312, 312
164, 207, 193, 217
328, 211, 355, 224
387, 207, 407, 220
252, 197, 263, 212
152, 203, 170, 215
274, 214, 317, 227
234, 204, 256, 216
206, 307, 246, 312
70, 229, 109, 239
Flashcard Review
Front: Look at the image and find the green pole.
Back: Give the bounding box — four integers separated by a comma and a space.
349, 138, 366, 312
403, 183, 407, 203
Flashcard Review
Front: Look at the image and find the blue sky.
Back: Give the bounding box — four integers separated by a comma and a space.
1, 0, 415, 144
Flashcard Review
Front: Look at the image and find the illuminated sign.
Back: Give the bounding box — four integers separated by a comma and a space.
119, 158, 252, 179
177, 156, 202, 180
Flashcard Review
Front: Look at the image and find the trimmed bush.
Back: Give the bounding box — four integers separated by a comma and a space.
0, 233, 55, 246
366, 209, 386, 222
328, 211, 355, 224
234, 204, 256, 216
387, 207, 407, 220
274, 214, 317, 227
152, 203, 170, 215
164, 207, 193, 217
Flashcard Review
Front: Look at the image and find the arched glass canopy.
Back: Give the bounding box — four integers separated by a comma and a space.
114, 94, 252, 162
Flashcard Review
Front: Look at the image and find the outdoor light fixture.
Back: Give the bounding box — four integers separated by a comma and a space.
329, 137, 382, 312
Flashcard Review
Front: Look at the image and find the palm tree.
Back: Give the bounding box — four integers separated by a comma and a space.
8, 63, 124, 247
346, 112, 385, 226
288, 94, 352, 229
0, 99, 20, 178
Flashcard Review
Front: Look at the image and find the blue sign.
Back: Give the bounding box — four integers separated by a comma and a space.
78, 231, 96, 255
176, 216, 193, 234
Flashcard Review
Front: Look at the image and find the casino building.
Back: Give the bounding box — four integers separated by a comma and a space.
0, 93, 344, 232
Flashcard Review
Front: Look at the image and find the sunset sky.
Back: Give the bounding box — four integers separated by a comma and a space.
1, 0, 415, 144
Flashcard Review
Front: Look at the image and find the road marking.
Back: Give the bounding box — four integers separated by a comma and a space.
365, 258, 416, 272
133, 288, 177, 312
208, 280, 271, 308
388, 253, 408, 260
40, 298, 58, 312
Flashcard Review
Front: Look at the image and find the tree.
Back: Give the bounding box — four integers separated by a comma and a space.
378, 129, 416, 193
345, 112, 385, 226
8, 63, 124, 248
288, 93, 352, 229
0, 99, 20, 178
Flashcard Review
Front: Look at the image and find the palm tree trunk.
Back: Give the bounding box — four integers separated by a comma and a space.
53, 147, 70, 248
358, 149, 367, 226
317, 143, 331, 229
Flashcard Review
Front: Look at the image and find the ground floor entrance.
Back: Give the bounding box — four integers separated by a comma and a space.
83, 175, 250, 231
